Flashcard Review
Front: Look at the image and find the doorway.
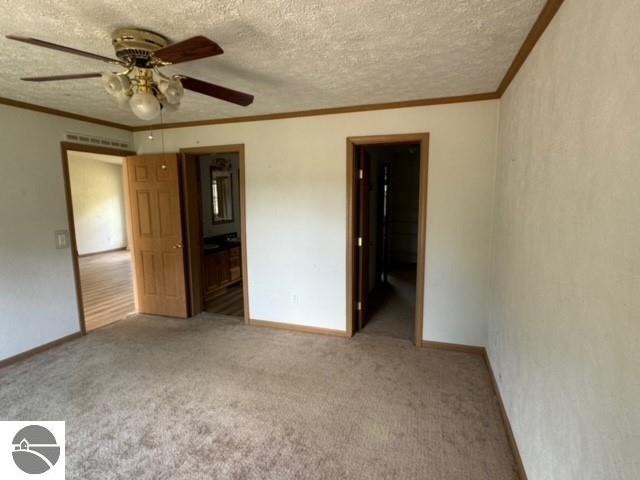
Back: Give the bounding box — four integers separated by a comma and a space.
61, 143, 137, 333
180, 145, 249, 323
346, 134, 429, 346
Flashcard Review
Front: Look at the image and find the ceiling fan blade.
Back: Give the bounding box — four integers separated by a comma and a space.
181, 76, 254, 106
154, 36, 223, 65
22, 73, 103, 82
6, 35, 124, 65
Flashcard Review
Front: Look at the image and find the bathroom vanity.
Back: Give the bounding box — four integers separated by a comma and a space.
203, 237, 242, 301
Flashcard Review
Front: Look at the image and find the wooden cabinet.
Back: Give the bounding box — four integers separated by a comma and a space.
203, 246, 241, 300
229, 246, 241, 282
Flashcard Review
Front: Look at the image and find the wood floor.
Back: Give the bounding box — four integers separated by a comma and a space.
205, 283, 244, 317
79, 250, 135, 331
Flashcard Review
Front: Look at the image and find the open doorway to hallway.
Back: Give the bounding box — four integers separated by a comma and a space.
361, 144, 420, 340
347, 134, 429, 346
62, 145, 137, 332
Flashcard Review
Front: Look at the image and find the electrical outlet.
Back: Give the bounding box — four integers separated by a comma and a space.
291, 294, 299, 305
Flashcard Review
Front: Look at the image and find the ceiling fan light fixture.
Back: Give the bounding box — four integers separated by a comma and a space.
130, 90, 161, 120
113, 90, 132, 108
9, 30, 254, 123
158, 78, 184, 105
160, 100, 179, 112
101, 72, 126, 95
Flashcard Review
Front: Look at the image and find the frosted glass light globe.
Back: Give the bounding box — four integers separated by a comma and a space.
102, 72, 129, 95
130, 91, 161, 120
113, 91, 131, 108
159, 79, 184, 105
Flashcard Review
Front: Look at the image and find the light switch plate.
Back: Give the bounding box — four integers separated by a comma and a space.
55, 230, 69, 249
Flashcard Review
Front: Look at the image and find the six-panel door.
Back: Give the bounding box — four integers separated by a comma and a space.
126, 154, 188, 318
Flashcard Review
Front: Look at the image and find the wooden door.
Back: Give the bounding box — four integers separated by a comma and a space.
181, 153, 204, 316
126, 154, 188, 318
380, 163, 391, 283
356, 146, 371, 330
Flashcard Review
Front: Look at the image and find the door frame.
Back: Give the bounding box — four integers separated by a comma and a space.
346, 133, 429, 346
60, 142, 137, 335
179, 144, 250, 324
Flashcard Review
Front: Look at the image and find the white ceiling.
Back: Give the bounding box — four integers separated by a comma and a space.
0, 0, 545, 127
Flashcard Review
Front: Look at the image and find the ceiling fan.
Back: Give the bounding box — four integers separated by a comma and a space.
6, 28, 255, 121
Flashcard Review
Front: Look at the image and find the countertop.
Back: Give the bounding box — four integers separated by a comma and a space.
203, 240, 241, 255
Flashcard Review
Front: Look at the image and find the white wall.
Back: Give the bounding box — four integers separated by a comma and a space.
135, 100, 499, 345
68, 152, 127, 255
489, 0, 640, 478
0, 106, 132, 361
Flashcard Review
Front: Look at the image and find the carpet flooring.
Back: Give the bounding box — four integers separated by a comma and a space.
0, 314, 518, 479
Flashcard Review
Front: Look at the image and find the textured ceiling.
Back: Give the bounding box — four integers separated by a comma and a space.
0, 0, 545, 127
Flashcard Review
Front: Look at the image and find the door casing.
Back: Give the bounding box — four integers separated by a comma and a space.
179, 144, 250, 323
346, 133, 429, 346
355, 145, 371, 330
60, 142, 136, 335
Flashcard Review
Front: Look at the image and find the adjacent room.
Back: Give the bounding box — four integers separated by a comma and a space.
199, 152, 245, 318
65, 149, 135, 331
0, 1, 637, 479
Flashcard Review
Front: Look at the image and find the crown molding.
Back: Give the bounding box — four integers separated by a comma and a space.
0, 96, 132, 131
0, 0, 564, 132
131, 0, 566, 132
131, 92, 500, 132
497, 0, 565, 96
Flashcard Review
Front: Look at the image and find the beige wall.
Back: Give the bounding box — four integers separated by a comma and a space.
0, 105, 132, 361
135, 99, 499, 346
68, 152, 127, 255
489, 0, 640, 478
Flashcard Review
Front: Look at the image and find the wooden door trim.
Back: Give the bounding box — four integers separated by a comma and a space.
60, 142, 136, 335
180, 144, 250, 324
346, 133, 429, 346
180, 151, 204, 315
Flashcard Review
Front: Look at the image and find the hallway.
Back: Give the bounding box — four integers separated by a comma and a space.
360, 269, 416, 341
79, 250, 135, 331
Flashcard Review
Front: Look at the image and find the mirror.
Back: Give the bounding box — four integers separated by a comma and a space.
210, 167, 234, 224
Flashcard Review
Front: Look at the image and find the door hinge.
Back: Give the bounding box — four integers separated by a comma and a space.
358, 169, 364, 180
357, 237, 363, 247
356, 301, 362, 311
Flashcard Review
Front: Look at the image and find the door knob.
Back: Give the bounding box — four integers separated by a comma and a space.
173, 244, 183, 249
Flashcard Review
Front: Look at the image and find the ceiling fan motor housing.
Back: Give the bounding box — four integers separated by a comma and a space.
111, 28, 169, 67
